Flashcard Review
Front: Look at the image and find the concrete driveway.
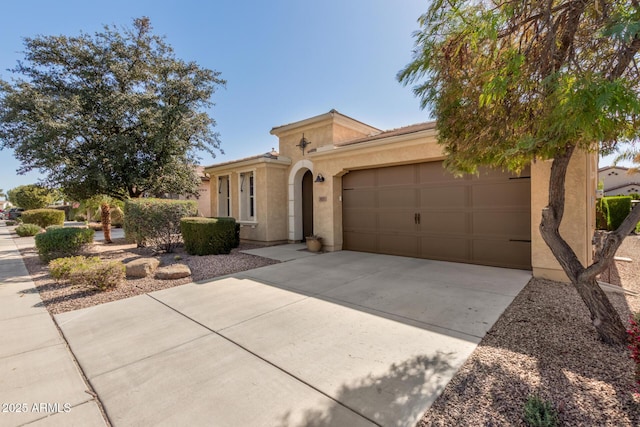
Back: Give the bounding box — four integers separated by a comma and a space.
55, 248, 530, 427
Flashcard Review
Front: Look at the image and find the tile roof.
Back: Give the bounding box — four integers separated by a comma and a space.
335, 121, 436, 147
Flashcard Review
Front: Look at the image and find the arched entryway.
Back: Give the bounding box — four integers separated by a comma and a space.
302, 170, 314, 240
288, 160, 314, 241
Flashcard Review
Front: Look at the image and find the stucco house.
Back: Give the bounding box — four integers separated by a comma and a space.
598, 165, 640, 197
205, 110, 597, 282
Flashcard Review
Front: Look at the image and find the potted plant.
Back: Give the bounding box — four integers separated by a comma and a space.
305, 234, 322, 252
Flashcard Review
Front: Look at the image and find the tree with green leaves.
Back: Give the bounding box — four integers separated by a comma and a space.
399, 0, 640, 344
7, 184, 55, 210
0, 17, 225, 238
614, 146, 640, 173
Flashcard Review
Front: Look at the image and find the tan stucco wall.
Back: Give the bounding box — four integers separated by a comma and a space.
531, 151, 596, 281
206, 159, 289, 243
195, 180, 211, 217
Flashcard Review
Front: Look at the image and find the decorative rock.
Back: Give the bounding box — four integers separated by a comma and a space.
126, 258, 160, 278
155, 264, 191, 280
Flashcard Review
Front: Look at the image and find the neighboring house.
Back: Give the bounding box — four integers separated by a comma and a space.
205, 110, 597, 282
598, 165, 640, 197
162, 166, 211, 217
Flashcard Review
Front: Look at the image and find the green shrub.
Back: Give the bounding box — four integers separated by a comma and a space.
51, 205, 72, 220
595, 198, 609, 230
71, 260, 125, 291
124, 198, 198, 253
597, 196, 632, 231
5, 220, 17, 226
15, 223, 42, 237
49, 256, 100, 283
523, 395, 559, 427
49, 256, 124, 291
180, 217, 238, 255
605, 196, 632, 230
34, 227, 95, 262
74, 213, 87, 222
21, 209, 65, 229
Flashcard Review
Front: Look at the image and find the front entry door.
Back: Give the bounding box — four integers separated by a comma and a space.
302, 170, 314, 240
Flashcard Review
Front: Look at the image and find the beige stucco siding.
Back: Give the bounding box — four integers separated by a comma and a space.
206, 157, 290, 243
530, 151, 596, 281
262, 165, 289, 241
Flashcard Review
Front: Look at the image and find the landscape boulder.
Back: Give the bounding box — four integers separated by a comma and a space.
126, 258, 160, 278
155, 264, 191, 280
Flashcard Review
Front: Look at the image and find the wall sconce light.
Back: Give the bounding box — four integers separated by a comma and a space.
315, 173, 325, 183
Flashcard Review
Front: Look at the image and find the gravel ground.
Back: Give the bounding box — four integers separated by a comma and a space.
16, 236, 280, 315
419, 236, 640, 427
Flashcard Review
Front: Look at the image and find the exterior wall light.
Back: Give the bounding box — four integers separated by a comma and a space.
315, 174, 325, 183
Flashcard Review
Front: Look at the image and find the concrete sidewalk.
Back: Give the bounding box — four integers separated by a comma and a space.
0, 224, 106, 427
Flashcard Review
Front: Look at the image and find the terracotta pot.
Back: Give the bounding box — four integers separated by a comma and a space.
306, 238, 322, 252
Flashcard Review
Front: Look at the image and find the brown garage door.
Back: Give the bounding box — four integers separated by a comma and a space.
342, 161, 531, 269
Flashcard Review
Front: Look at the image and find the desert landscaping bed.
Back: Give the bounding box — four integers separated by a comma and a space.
9, 228, 640, 425
17, 236, 280, 315
419, 236, 640, 426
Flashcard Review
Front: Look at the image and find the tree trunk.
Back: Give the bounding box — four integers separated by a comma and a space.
539, 145, 629, 345
100, 203, 112, 244
573, 276, 629, 345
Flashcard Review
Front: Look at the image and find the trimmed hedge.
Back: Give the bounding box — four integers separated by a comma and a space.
596, 196, 632, 231
181, 217, 239, 255
51, 205, 72, 221
34, 227, 95, 262
124, 198, 198, 252
15, 223, 42, 237
21, 209, 65, 229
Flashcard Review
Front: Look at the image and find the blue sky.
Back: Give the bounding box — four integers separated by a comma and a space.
0, 0, 628, 195
0, 0, 431, 193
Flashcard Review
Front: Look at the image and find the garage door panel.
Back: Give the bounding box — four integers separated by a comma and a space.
378, 211, 416, 233
343, 210, 376, 231
420, 236, 470, 262
472, 166, 530, 181
417, 162, 457, 183
419, 212, 468, 234
343, 189, 376, 209
379, 234, 419, 257
343, 169, 376, 189
472, 181, 530, 208
376, 164, 415, 187
473, 211, 530, 237
343, 232, 376, 253
419, 186, 467, 208
378, 188, 417, 209
472, 240, 531, 269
